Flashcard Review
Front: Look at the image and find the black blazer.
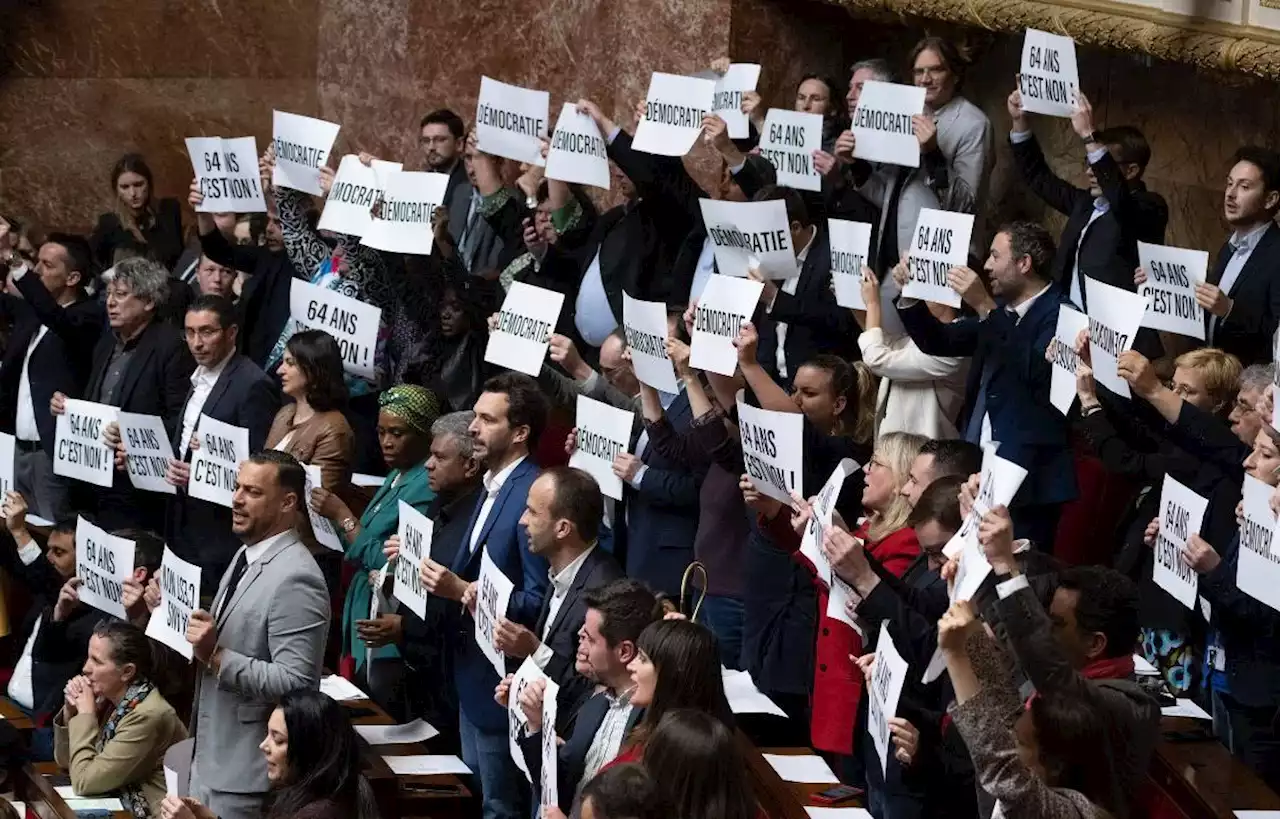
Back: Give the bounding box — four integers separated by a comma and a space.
532, 546, 624, 719
165, 355, 280, 588
1207, 222, 1280, 366
200, 228, 298, 370
31, 602, 99, 722
0, 274, 104, 455
90, 198, 185, 271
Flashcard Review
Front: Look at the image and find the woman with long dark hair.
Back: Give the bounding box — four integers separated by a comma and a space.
267, 330, 355, 495
91, 154, 184, 270
644, 710, 761, 819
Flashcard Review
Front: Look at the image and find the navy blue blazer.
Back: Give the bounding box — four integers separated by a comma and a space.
166, 354, 280, 592
1207, 222, 1280, 367
521, 692, 643, 812
899, 285, 1077, 508
1201, 531, 1280, 708
450, 456, 549, 733
619, 390, 700, 598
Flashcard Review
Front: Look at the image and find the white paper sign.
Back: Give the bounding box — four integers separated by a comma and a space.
302, 464, 343, 552
829, 220, 874, 310
145, 546, 200, 659
1154, 474, 1208, 609
827, 571, 863, 634
272, 111, 341, 196
759, 109, 823, 192
622, 292, 678, 394
801, 459, 860, 585
288, 279, 384, 382
723, 668, 787, 717
484, 282, 566, 377
902, 209, 973, 308
868, 622, 909, 774
476, 77, 550, 166
1238, 474, 1280, 614
850, 81, 927, 168
1018, 31, 1080, 118
698, 199, 798, 280
393, 500, 433, 619
943, 447, 1029, 561
187, 415, 248, 509
75, 517, 134, 620
186, 137, 267, 213
476, 549, 515, 678
633, 72, 715, 157
0, 432, 14, 499
545, 104, 610, 189
1138, 242, 1208, 340
54, 399, 118, 488
318, 155, 403, 238
1085, 277, 1148, 398
163, 739, 193, 798
354, 719, 440, 745
539, 676, 561, 808
570, 396, 633, 501
509, 657, 547, 781
713, 63, 762, 139
118, 412, 177, 495
737, 397, 804, 505
360, 171, 450, 256
690, 275, 763, 376
1048, 306, 1089, 415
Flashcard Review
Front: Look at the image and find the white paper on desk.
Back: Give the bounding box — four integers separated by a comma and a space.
1234, 812, 1280, 818
1133, 653, 1159, 676
320, 674, 368, 701
722, 667, 787, 717
383, 754, 473, 776
807, 809, 874, 819
762, 753, 840, 784
65, 797, 125, 810
356, 719, 441, 745
1162, 697, 1211, 720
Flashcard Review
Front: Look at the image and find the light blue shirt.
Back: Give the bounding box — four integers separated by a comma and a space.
691, 237, 717, 304
575, 249, 619, 347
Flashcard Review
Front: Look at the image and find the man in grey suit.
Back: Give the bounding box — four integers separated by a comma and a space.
184, 450, 330, 819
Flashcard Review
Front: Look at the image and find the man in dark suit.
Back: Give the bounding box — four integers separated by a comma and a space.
1198, 146, 1280, 366
162, 294, 280, 597
517, 578, 661, 813
1007, 88, 1167, 313
750, 186, 860, 387
494, 466, 623, 718
0, 234, 104, 520
899, 221, 1077, 549
53, 258, 194, 533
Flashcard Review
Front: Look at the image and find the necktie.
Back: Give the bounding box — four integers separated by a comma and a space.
877, 167, 912, 272
461, 195, 484, 270
215, 552, 249, 624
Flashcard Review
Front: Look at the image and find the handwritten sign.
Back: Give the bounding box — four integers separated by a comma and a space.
622, 292, 678, 394
570, 396, 633, 501
758, 109, 823, 192
713, 63, 761, 139
144, 546, 200, 659
1085, 277, 1148, 398
360, 170, 450, 256
800, 459, 860, 585
186, 137, 266, 213
318, 155, 403, 238
272, 111, 341, 196
188, 415, 248, 509
902, 209, 973, 308
484, 282, 566, 377
475, 549, 515, 678
75, 517, 134, 620
633, 72, 715, 157
545, 103, 610, 189
288, 279, 384, 382
476, 77, 550, 167
850, 81, 927, 167
54, 399, 118, 488
1018, 30, 1080, 118
737, 395, 804, 505
1048, 306, 1089, 416
1238, 474, 1280, 614
302, 464, 342, 552
1138, 242, 1207, 341
1154, 474, 1208, 610
698, 199, 798, 279
117, 412, 176, 495
690, 275, 763, 377
868, 622, 909, 774
394, 500, 433, 619
829, 220, 873, 310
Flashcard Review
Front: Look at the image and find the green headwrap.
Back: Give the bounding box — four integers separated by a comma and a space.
378, 385, 442, 438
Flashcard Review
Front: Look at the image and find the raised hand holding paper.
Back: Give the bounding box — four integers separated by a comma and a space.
1085, 277, 1148, 397
902, 209, 973, 308
476, 77, 550, 167
737, 395, 804, 505
302, 464, 343, 552
361, 171, 449, 255
475, 550, 515, 678
1237, 474, 1280, 614
508, 658, 546, 780
690, 275, 763, 376
288, 280, 383, 382
633, 72, 715, 157
698, 199, 798, 279
758, 109, 823, 192
187, 415, 248, 509
1137, 242, 1207, 340
545, 103, 610, 189
75, 518, 135, 620
800, 459, 860, 585
186, 137, 266, 213
622, 293, 679, 394
1018, 31, 1080, 118
868, 622, 909, 774
117, 412, 177, 495
54, 399, 118, 488
1048, 306, 1089, 415
272, 111, 341, 196
319, 155, 403, 238
850, 81, 927, 167
1153, 474, 1208, 609
394, 501, 433, 619
570, 396, 633, 501
145, 546, 200, 660
484, 282, 565, 377
828, 220, 873, 310
713, 63, 761, 139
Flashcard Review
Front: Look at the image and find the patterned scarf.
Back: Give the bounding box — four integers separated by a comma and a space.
95, 679, 156, 819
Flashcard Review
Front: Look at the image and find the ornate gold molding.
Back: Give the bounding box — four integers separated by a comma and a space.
823, 0, 1280, 81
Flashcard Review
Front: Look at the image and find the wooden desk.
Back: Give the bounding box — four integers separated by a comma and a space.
741, 742, 863, 819
0, 699, 34, 735
16, 762, 130, 819
1144, 716, 1280, 819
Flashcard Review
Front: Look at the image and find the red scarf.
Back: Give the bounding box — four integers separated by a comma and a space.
1082, 654, 1135, 680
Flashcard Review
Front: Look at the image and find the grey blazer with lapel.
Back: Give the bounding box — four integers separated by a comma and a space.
191, 530, 330, 795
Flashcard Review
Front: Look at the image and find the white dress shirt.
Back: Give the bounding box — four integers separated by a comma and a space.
15, 326, 48, 442
579, 687, 635, 790
180, 353, 234, 458
767, 229, 816, 381
980, 282, 1052, 447
1211, 222, 1271, 341
469, 456, 527, 554
531, 544, 597, 671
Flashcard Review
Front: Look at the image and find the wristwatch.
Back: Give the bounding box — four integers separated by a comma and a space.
1082, 130, 1102, 145
340, 516, 358, 534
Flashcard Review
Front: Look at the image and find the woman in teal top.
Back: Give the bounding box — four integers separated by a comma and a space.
312, 385, 442, 712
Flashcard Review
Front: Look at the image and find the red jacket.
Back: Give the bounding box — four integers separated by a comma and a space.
764, 514, 920, 755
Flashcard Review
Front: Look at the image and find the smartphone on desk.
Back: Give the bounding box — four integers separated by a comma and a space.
810, 784, 864, 806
